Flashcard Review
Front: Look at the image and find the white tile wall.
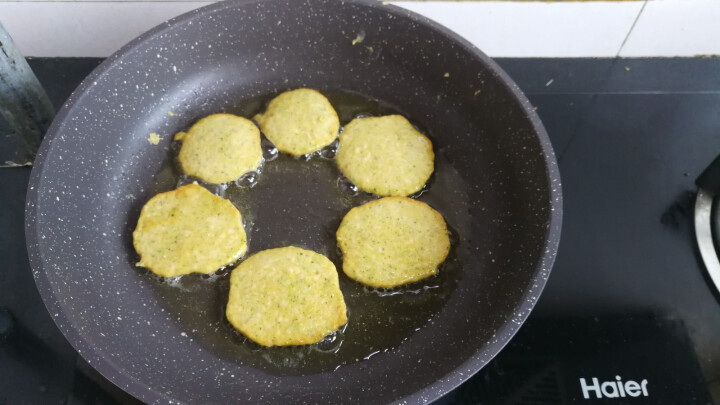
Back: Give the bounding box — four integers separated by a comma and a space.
619, 0, 720, 57
0, 0, 719, 58
397, 1, 644, 58
0, 2, 212, 57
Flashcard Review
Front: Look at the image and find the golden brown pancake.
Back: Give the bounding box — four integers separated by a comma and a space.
254, 89, 340, 156
336, 115, 434, 197
133, 183, 247, 277
226, 247, 347, 346
176, 113, 262, 184
337, 197, 450, 288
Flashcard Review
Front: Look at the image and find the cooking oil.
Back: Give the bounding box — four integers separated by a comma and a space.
138, 89, 471, 375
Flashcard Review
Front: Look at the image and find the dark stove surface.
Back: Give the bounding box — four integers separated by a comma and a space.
1, 57, 719, 404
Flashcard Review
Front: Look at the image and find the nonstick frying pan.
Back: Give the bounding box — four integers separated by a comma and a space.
25, 0, 562, 403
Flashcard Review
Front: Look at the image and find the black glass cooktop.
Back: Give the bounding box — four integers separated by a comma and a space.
1, 57, 719, 404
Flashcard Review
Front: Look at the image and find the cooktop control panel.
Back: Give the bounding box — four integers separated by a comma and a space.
438, 316, 712, 404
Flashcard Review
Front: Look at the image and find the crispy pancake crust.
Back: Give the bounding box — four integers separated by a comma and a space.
337, 197, 450, 288
133, 184, 247, 277
336, 115, 434, 196
226, 247, 347, 346
176, 113, 262, 184
254, 89, 340, 156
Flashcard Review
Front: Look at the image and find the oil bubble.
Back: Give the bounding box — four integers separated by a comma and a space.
261, 137, 279, 161
337, 176, 359, 196
313, 325, 346, 354
206, 183, 228, 197
362, 282, 440, 297
235, 171, 259, 188
409, 183, 429, 199
318, 139, 339, 160
161, 275, 188, 291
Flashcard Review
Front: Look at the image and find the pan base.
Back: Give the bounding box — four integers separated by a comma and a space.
135, 90, 470, 375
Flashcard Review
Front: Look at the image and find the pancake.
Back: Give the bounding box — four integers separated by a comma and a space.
336, 196, 450, 288
226, 246, 347, 346
176, 113, 262, 184
254, 89, 340, 156
336, 115, 434, 196
133, 183, 247, 277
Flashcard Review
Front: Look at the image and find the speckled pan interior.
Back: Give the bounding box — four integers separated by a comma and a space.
25, 0, 562, 403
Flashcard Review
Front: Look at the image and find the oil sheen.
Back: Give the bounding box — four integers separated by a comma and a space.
140, 90, 471, 376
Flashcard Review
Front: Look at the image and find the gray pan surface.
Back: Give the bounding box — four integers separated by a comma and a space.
25, 0, 562, 403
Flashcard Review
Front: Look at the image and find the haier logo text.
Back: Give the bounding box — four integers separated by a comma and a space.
579, 376, 649, 399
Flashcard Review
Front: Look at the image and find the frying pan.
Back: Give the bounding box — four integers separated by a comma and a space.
25, 0, 562, 403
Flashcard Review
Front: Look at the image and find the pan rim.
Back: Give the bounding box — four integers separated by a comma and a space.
25, 0, 562, 403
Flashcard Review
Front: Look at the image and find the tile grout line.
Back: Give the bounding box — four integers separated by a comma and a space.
556, 0, 648, 162
615, 0, 647, 58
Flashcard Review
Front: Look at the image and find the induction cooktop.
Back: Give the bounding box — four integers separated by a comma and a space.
1, 57, 719, 404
